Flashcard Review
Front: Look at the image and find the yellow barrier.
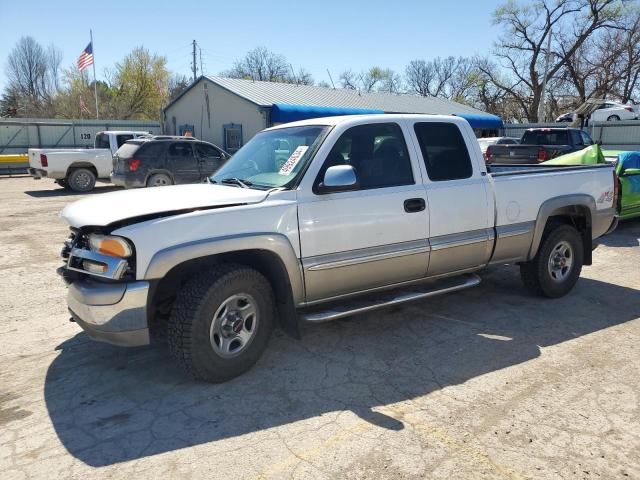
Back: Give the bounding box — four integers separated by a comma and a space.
0, 154, 28, 165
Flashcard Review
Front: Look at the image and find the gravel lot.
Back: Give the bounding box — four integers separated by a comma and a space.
1, 176, 639, 480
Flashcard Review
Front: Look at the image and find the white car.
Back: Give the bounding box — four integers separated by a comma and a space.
589, 101, 637, 122
59, 114, 618, 382
28, 131, 150, 192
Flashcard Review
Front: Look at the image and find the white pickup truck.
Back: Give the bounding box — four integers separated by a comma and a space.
58, 114, 618, 382
28, 130, 150, 191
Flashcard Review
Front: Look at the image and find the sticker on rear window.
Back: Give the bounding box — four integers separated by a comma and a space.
278, 146, 308, 175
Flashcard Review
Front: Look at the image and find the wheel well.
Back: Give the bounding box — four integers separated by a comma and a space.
149, 250, 299, 338
545, 206, 592, 264
66, 163, 98, 178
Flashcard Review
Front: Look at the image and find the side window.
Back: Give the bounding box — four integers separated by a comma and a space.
168, 142, 194, 157
196, 143, 222, 159
570, 130, 583, 145
414, 122, 473, 181
318, 122, 413, 190
116, 135, 134, 148
138, 142, 165, 158
580, 131, 593, 145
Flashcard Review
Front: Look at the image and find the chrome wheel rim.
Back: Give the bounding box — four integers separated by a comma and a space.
151, 175, 170, 186
209, 293, 258, 358
74, 172, 91, 189
548, 240, 573, 282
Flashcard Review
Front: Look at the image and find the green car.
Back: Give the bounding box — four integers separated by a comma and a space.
543, 147, 640, 220
615, 151, 640, 220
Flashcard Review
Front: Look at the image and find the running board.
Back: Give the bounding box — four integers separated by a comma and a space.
299, 273, 481, 323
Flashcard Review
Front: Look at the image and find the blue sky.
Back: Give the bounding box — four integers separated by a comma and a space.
0, 0, 504, 90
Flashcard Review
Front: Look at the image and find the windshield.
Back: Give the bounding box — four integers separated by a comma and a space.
211, 125, 330, 188
95, 133, 110, 149
521, 130, 569, 146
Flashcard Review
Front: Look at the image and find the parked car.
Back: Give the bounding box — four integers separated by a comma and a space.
59, 114, 617, 382
555, 112, 575, 122
477, 136, 520, 160
589, 101, 637, 122
556, 101, 637, 123
111, 137, 230, 188
486, 127, 594, 164
27, 131, 150, 192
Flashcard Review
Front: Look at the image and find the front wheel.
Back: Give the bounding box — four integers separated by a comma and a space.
520, 224, 584, 298
167, 264, 275, 382
607, 115, 620, 121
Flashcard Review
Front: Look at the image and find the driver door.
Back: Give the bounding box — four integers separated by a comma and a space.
297, 121, 430, 302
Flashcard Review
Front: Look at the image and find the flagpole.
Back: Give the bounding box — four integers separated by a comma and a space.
90, 29, 99, 119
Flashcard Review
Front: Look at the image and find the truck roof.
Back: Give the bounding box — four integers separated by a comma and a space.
98, 130, 150, 135
266, 113, 472, 130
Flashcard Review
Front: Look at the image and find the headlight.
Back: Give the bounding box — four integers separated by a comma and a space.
87, 234, 133, 258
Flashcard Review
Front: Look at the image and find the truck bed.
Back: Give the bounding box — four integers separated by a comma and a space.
487, 163, 612, 176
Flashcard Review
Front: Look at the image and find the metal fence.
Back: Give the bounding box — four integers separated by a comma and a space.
503, 120, 640, 151
0, 118, 161, 155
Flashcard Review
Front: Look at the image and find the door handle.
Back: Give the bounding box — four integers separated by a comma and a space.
404, 198, 426, 213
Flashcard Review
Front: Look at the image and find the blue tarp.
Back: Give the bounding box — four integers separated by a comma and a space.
619, 151, 640, 170
455, 113, 504, 130
270, 104, 384, 123
270, 103, 504, 130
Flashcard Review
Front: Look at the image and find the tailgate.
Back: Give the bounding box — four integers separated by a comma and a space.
488, 145, 539, 163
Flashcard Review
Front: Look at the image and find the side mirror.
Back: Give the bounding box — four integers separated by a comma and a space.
622, 168, 640, 176
317, 165, 359, 193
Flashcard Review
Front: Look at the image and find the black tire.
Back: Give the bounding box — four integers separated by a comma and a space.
146, 173, 172, 187
167, 264, 275, 382
67, 168, 96, 192
57, 179, 72, 190
520, 224, 584, 298
607, 115, 620, 121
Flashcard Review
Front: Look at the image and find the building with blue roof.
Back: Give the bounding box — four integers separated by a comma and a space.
162, 76, 503, 152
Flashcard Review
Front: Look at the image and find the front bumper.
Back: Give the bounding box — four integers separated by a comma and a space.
67, 278, 150, 347
110, 172, 145, 189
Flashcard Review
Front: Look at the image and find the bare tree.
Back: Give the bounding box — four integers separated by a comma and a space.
224, 47, 290, 82
339, 67, 402, 93
487, 0, 626, 121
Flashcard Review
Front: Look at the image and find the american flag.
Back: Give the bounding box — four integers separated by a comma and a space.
77, 42, 94, 72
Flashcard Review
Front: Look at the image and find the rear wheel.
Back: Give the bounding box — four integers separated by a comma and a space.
147, 173, 172, 187
67, 168, 96, 192
520, 224, 584, 298
167, 264, 275, 382
607, 115, 620, 121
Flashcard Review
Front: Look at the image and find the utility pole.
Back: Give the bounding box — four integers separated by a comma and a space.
199, 47, 203, 76
192, 40, 197, 82
327, 69, 336, 89
537, 29, 552, 122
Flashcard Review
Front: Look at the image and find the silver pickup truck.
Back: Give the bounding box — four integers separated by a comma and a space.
59, 114, 618, 382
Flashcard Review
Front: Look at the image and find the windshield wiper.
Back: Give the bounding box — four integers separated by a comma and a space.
220, 177, 252, 188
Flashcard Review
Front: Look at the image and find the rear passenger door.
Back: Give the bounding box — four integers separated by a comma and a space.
167, 142, 199, 183
410, 121, 492, 276
195, 142, 225, 177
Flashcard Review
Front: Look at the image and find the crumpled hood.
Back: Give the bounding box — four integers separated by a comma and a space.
61, 184, 270, 228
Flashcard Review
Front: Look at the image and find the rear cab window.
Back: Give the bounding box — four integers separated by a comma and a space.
521, 130, 569, 146
116, 134, 134, 148
95, 133, 110, 149
413, 122, 473, 181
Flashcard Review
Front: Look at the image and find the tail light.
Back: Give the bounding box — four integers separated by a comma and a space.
40, 154, 48, 167
625, 107, 633, 112
537, 148, 548, 162
128, 159, 140, 172
484, 149, 491, 162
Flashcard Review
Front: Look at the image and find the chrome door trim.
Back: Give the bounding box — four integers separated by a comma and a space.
496, 221, 535, 238
429, 229, 491, 251
303, 239, 430, 271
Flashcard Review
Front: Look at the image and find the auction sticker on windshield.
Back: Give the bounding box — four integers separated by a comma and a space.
279, 146, 309, 175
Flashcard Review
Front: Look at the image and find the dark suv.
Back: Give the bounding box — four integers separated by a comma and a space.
111, 137, 230, 188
